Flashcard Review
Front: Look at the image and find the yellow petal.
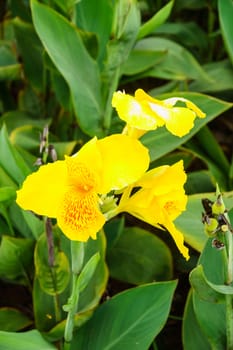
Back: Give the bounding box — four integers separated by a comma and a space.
137, 160, 187, 195
112, 91, 162, 130
163, 216, 189, 260
16, 161, 67, 217
97, 134, 150, 193
57, 190, 105, 241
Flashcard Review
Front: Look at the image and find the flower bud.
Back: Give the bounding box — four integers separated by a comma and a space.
212, 194, 226, 215
203, 216, 219, 236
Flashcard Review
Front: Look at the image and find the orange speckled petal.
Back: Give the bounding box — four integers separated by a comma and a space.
16, 161, 67, 217
57, 190, 105, 241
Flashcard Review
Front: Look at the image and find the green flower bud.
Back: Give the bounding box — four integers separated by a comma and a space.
212, 194, 226, 215
204, 217, 219, 236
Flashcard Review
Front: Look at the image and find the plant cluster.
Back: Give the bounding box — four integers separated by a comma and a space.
0, 0, 233, 349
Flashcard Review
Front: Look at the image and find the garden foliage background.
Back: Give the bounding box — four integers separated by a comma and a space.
0, 0, 233, 349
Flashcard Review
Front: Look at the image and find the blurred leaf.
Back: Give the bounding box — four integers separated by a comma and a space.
0, 110, 50, 133
185, 170, 215, 195
10, 125, 41, 152
190, 60, 233, 92
182, 291, 211, 350
53, 141, 77, 159
0, 186, 16, 202
0, 308, 32, 331
132, 37, 211, 81
0, 235, 34, 286
142, 92, 232, 162
21, 210, 44, 240
175, 191, 233, 252
31, 0, 104, 136
0, 125, 31, 185
0, 167, 17, 188
71, 281, 177, 350
34, 231, 70, 295
13, 18, 44, 91
107, 226, 172, 284
0, 45, 21, 81
122, 49, 166, 75
218, 0, 233, 64
138, 0, 174, 39
104, 217, 125, 251
0, 330, 56, 350
74, 0, 114, 63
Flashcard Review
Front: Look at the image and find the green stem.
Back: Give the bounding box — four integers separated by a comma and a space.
103, 66, 120, 132
63, 241, 84, 349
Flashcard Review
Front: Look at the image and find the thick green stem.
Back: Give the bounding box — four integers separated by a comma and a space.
63, 241, 84, 349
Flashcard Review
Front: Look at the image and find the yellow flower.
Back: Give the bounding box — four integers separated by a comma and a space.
16, 134, 149, 241
112, 89, 205, 138
118, 160, 189, 259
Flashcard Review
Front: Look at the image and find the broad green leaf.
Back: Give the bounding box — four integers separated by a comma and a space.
182, 291, 211, 350
190, 60, 233, 92
21, 210, 44, 240
142, 92, 232, 162
193, 290, 226, 349
0, 308, 32, 331
0, 125, 31, 184
138, 0, 174, 39
121, 49, 166, 76
0, 235, 34, 285
189, 265, 224, 303
0, 110, 50, 134
34, 231, 70, 295
31, 0, 104, 136
0, 167, 17, 188
132, 37, 211, 81
74, 0, 114, 63
13, 18, 44, 90
185, 170, 215, 195
0, 46, 21, 81
175, 191, 233, 252
0, 186, 16, 202
107, 226, 172, 284
10, 125, 41, 152
218, 0, 233, 64
0, 330, 56, 350
71, 281, 177, 350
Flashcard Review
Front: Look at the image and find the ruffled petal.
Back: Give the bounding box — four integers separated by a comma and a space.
97, 134, 150, 193
57, 190, 105, 241
16, 161, 67, 217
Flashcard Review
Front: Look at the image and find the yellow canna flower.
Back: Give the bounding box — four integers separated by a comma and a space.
16, 134, 149, 241
118, 160, 189, 259
112, 88, 205, 138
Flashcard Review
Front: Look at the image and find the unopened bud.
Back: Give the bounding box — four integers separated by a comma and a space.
204, 216, 219, 236
212, 194, 226, 215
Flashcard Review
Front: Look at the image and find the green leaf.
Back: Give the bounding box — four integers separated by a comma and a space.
132, 37, 211, 81
77, 253, 100, 293
71, 281, 177, 350
0, 46, 21, 81
218, 0, 233, 64
31, 0, 103, 136
175, 191, 233, 252
13, 18, 44, 90
0, 125, 31, 184
34, 232, 70, 295
182, 291, 211, 350
0, 186, 16, 202
74, 0, 114, 63
189, 265, 224, 303
107, 226, 172, 284
0, 308, 32, 331
142, 92, 232, 162
0, 330, 56, 350
138, 0, 174, 39
0, 235, 34, 285
78, 230, 108, 313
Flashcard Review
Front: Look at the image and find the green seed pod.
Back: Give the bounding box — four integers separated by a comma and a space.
212, 194, 226, 215
204, 217, 219, 236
